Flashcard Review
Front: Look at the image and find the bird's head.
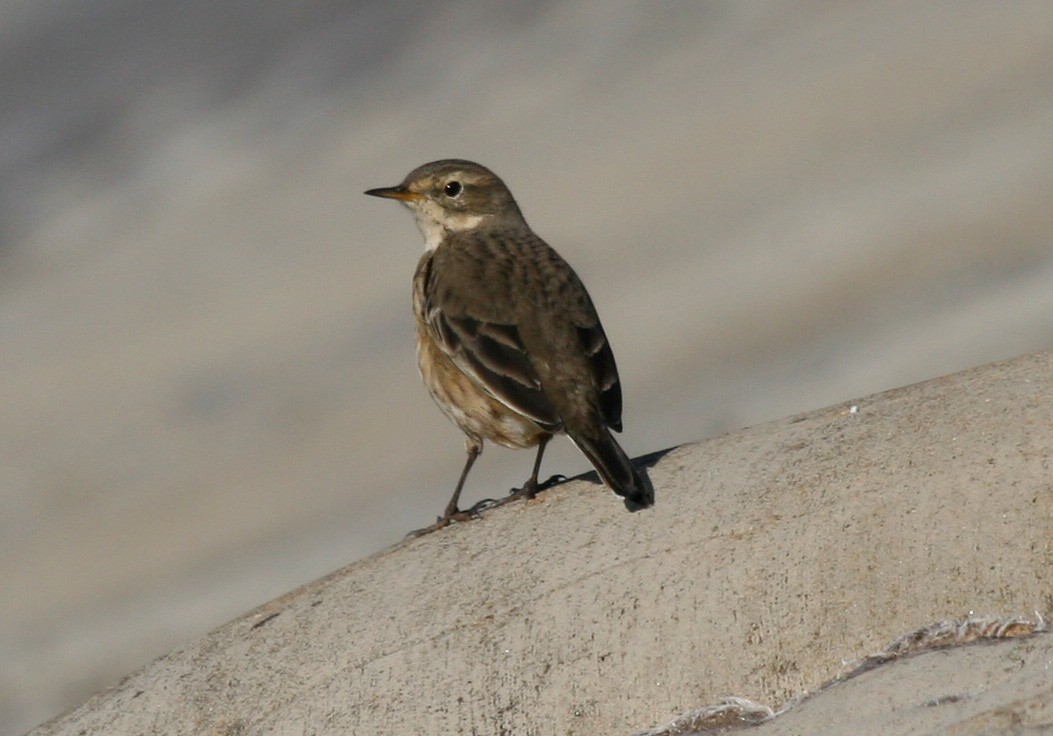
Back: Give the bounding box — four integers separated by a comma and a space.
365, 159, 523, 249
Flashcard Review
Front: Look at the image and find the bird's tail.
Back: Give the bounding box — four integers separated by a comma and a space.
569, 427, 654, 511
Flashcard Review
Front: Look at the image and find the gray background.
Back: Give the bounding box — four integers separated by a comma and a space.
2, 2, 1052, 733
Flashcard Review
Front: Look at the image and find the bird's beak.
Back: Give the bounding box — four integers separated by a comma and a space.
364, 185, 421, 202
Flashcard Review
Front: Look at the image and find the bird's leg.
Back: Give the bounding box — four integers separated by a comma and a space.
520, 435, 550, 498
441, 436, 482, 521
511, 435, 564, 500
409, 438, 483, 537
460, 436, 566, 516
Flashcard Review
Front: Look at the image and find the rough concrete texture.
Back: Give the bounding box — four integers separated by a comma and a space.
641, 615, 1049, 735
755, 626, 1053, 736
8, 6, 1053, 732
31, 351, 1052, 736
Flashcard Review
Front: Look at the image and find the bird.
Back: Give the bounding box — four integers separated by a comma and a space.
365, 159, 653, 523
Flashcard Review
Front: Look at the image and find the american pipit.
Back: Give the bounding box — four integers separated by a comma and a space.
366, 159, 653, 522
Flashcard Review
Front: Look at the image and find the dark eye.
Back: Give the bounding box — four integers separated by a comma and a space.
443, 181, 462, 197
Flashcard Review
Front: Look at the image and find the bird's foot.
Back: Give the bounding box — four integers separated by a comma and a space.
512, 473, 568, 500
412, 474, 570, 534
405, 508, 479, 538
466, 497, 504, 513
461, 474, 567, 515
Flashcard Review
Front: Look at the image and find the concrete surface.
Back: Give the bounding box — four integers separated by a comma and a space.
30, 351, 1053, 735
640, 615, 1049, 735
759, 627, 1053, 736
6, 4, 1053, 732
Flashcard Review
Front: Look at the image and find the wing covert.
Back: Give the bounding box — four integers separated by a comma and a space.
430, 309, 562, 431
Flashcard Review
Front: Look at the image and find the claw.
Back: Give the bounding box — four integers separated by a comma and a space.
405, 508, 480, 538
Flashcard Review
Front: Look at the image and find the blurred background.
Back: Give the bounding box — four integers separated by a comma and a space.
2, 1, 1052, 732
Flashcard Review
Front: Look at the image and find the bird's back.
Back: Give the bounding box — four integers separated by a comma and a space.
425, 226, 623, 434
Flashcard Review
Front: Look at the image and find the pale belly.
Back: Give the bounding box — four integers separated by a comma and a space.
416, 326, 549, 449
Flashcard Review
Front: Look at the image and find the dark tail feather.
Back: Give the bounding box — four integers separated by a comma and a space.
570, 428, 655, 511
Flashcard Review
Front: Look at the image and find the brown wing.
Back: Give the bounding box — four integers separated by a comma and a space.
422, 228, 622, 433
421, 253, 562, 431
577, 323, 622, 431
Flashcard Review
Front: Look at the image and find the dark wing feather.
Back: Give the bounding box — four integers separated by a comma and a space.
421, 229, 623, 435
577, 324, 622, 431
430, 309, 562, 431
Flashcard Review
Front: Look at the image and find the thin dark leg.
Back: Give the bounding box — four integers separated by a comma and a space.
442, 438, 481, 520
411, 435, 565, 533
522, 435, 550, 498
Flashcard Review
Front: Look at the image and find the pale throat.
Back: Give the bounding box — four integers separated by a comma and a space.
413, 208, 488, 251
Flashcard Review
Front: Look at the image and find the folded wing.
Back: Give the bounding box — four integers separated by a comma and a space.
431, 308, 563, 432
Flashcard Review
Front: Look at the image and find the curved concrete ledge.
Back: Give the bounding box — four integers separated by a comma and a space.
641, 615, 1049, 735
32, 351, 1052, 735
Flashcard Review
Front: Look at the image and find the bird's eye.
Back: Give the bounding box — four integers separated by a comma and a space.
443, 181, 462, 198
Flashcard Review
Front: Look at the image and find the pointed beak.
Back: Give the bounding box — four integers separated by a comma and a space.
364, 185, 420, 202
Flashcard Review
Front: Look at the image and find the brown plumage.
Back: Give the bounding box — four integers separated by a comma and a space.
366, 159, 653, 521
